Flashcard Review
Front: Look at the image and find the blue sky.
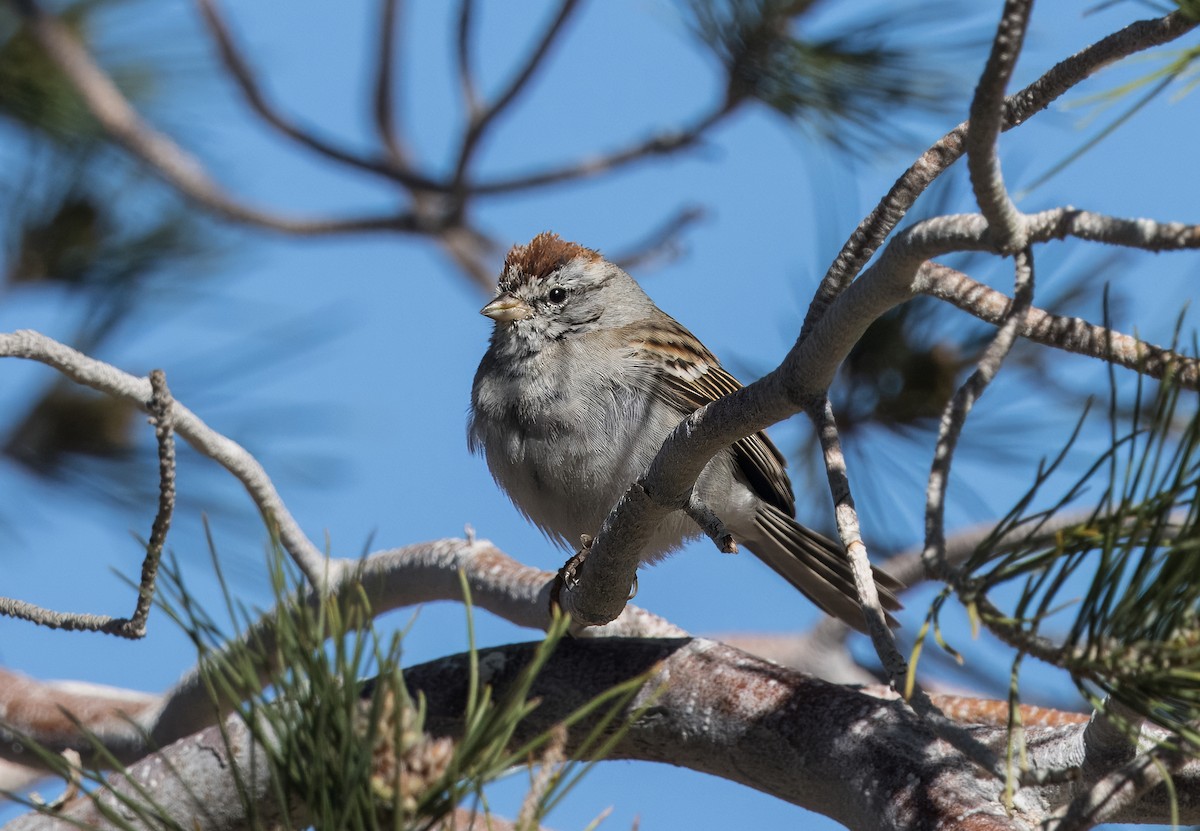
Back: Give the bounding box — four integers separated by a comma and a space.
2, 1, 1199, 827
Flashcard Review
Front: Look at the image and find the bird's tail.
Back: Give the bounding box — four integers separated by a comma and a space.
746, 503, 904, 633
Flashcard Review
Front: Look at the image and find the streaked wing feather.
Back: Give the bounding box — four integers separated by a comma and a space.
628, 318, 796, 517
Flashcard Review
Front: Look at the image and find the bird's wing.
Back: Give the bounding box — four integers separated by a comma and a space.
626, 317, 797, 517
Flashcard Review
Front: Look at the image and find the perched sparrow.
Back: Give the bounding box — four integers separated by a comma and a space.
469, 232, 902, 630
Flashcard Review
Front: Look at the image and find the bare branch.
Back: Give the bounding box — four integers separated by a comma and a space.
0, 369, 175, 637
436, 224, 502, 291
924, 249, 1034, 579
0, 330, 333, 588
0, 537, 682, 768
921, 261, 1200, 388
967, 0, 1033, 252
451, 0, 582, 185
1048, 744, 1190, 831
123, 368, 174, 637
683, 492, 737, 553
557, 205, 1200, 625
807, 9, 1197, 331
808, 400, 900, 664
801, 401, 1014, 784
3, 712, 289, 831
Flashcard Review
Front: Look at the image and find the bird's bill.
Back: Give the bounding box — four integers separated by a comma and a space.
480, 292, 532, 322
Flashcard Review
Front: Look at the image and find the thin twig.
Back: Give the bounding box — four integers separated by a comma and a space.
437, 224, 502, 291
195, 0, 432, 189
122, 368, 175, 637
610, 205, 707, 272
808, 401, 899, 663
683, 492, 737, 554
806, 397, 1013, 782
0, 331, 333, 589
470, 105, 732, 195
924, 249, 1035, 579
0, 369, 176, 637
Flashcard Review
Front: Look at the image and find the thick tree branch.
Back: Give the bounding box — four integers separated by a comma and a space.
407, 639, 1200, 829
0, 538, 682, 769
13, 639, 1199, 830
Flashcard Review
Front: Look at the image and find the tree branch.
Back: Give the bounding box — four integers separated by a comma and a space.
470, 105, 732, 196
0, 537, 683, 768
13, 639, 1199, 830
0, 369, 174, 636
194, 0, 434, 189
806, 9, 1197, 333
967, 0, 1033, 253
455, 0, 480, 115
556, 207, 1200, 627
924, 249, 1034, 580
450, 0, 582, 188
0, 330, 332, 587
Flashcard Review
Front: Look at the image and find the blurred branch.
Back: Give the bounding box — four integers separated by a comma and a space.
11, 0, 421, 235
454, 0, 480, 114
450, 0, 582, 189
435, 223, 502, 291
470, 104, 732, 195
194, 0, 433, 189
609, 204, 706, 271
372, 0, 407, 164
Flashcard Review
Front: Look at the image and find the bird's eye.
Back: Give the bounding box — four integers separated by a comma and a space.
547, 287, 567, 304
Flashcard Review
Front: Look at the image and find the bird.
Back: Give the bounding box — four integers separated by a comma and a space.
468, 232, 902, 631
